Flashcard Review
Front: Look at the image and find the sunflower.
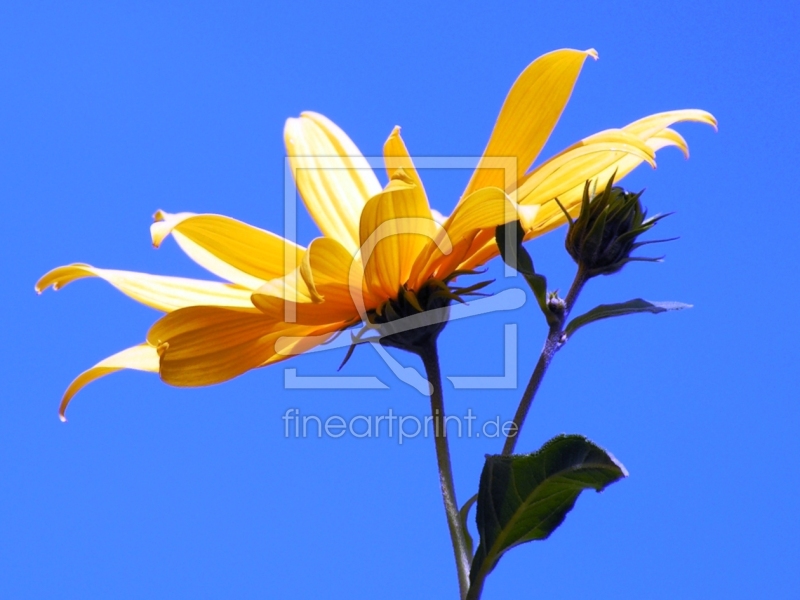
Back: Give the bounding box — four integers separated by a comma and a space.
37, 48, 715, 420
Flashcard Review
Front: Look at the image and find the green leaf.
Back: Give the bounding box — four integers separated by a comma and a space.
495, 221, 555, 324
564, 299, 692, 339
468, 435, 627, 596
459, 493, 478, 558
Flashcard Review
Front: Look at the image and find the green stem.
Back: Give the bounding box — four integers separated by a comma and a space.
420, 341, 471, 600
564, 266, 588, 315
501, 267, 588, 456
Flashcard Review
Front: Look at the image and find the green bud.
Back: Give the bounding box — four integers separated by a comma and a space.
546, 292, 566, 320
561, 174, 671, 278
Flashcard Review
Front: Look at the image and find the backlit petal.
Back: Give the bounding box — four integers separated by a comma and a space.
298, 237, 366, 303
411, 187, 521, 286
527, 131, 691, 236
285, 112, 382, 253
59, 344, 159, 422
384, 126, 426, 194
250, 294, 358, 326
623, 109, 717, 139
437, 111, 714, 269
515, 129, 656, 206
151, 211, 305, 291
253, 237, 370, 325
463, 48, 598, 197
149, 306, 342, 386
359, 175, 436, 301
36, 263, 255, 312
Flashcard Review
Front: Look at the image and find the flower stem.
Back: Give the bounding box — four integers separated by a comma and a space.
501, 267, 588, 456
419, 341, 471, 600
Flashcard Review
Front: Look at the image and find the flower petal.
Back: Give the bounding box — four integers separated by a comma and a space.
463, 48, 598, 197
151, 211, 306, 291
36, 263, 256, 312
623, 109, 717, 139
527, 128, 703, 236
444, 187, 521, 242
455, 112, 715, 268
148, 306, 340, 386
384, 126, 426, 195
285, 112, 382, 253
410, 187, 521, 286
298, 237, 366, 304
252, 237, 369, 324
359, 174, 436, 300
515, 129, 657, 206
250, 294, 357, 326
58, 344, 159, 422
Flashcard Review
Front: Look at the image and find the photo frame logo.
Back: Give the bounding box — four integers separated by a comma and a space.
278, 155, 525, 394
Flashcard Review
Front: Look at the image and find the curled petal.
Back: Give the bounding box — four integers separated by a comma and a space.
623, 109, 717, 139
59, 344, 159, 422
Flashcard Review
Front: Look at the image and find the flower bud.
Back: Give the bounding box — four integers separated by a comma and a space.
546, 292, 566, 320
563, 175, 670, 277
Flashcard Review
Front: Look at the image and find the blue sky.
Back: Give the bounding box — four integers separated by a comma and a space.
2, 1, 799, 598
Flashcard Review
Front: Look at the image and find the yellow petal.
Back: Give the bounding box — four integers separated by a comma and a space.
59, 344, 159, 422
36, 263, 256, 312
298, 237, 366, 304
527, 130, 701, 236
463, 48, 598, 197
148, 306, 340, 386
649, 127, 689, 158
253, 237, 371, 324
411, 187, 520, 286
384, 126, 427, 195
458, 112, 715, 267
151, 211, 306, 292
359, 174, 436, 300
270, 328, 341, 362
285, 112, 382, 253
515, 128, 657, 206
623, 109, 717, 139
250, 294, 358, 326
444, 187, 521, 242
252, 267, 313, 304
519, 110, 717, 233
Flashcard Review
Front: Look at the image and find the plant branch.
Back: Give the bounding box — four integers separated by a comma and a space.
501, 267, 588, 456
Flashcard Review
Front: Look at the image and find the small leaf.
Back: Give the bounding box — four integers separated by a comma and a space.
459, 494, 478, 558
565, 299, 692, 339
469, 435, 627, 595
495, 222, 555, 324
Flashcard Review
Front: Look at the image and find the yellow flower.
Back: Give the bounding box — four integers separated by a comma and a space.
37, 48, 715, 420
